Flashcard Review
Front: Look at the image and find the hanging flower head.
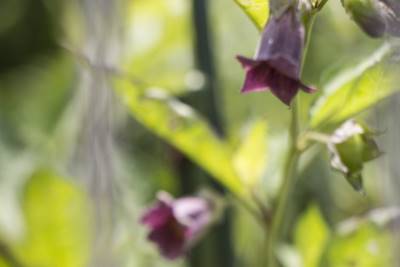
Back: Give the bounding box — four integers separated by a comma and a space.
140, 192, 214, 259
237, 7, 315, 106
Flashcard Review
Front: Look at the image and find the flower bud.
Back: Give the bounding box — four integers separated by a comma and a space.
328, 120, 381, 192
380, 0, 400, 36
343, 0, 400, 37
343, 0, 387, 37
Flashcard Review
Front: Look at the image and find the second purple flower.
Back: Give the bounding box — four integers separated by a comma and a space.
237, 7, 315, 106
140, 192, 214, 260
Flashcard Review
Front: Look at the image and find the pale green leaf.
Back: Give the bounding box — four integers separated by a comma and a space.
124, 0, 194, 94
233, 119, 268, 187
321, 222, 393, 267
114, 79, 246, 197
234, 0, 269, 30
295, 205, 329, 267
18, 169, 91, 267
277, 245, 302, 267
310, 44, 400, 131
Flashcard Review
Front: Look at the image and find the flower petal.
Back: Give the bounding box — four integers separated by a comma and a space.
256, 8, 304, 79
148, 221, 186, 259
299, 82, 317, 93
238, 60, 272, 93
267, 70, 301, 105
236, 55, 258, 70
141, 199, 173, 229
173, 197, 212, 239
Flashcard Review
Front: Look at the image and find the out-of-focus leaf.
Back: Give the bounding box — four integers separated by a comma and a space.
277, 245, 302, 267
124, 0, 194, 94
114, 79, 246, 197
18, 169, 90, 267
0, 53, 74, 146
310, 44, 400, 131
321, 222, 393, 267
0, 257, 9, 267
295, 205, 329, 267
233, 204, 265, 267
233, 119, 268, 187
234, 0, 269, 30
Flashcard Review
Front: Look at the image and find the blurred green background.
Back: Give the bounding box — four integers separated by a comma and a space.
0, 0, 399, 266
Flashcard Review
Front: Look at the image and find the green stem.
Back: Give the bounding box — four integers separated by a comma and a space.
266, 14, 316, 267
266, 101, 301, 267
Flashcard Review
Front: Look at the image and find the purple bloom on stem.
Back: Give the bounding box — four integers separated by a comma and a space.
140, 192, 213, 260
237, 8, 315, 105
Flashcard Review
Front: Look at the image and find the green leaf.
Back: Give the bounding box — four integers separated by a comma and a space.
0, 259, 8, 267
18, 169, 91, 267
310, 44, 400, 131
234, 0, 269, 30
0, 53, 74, 146
233, 119, 268, 187
321, 222, 393, 267
124, 0, 194, 94
295, 205, 329, 267
114, 79, 246, 197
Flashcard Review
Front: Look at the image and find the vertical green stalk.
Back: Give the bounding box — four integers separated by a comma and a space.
178, 1, 233, 267
266, 14, 316, 267
266, 101, 301, 267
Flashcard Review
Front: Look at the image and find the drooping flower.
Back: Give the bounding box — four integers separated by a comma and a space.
237, 7, 315, 106
140, 192, 214, 260
342, 0, 400, 37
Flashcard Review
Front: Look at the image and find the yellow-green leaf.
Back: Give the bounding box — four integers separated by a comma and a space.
321, 222, 393, 267
114, 78, 246, 197
310, 44, 400, 131
18, 169, 91, 267
234, 0, 269, 30
295, 205, 329, 267
124, 0, 193, 94
233, 119, 268, 187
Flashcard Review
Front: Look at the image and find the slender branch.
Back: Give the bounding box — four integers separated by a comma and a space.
297, 131, 331, 151
266, 14, 316, 267
230, 195, 268, 228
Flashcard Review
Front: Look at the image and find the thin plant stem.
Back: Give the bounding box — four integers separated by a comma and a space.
266, 101, 301, 267
266, 13, 316, 267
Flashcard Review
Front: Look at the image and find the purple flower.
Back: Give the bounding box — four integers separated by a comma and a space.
140, 192, 213, 260
237, 8, 315, 106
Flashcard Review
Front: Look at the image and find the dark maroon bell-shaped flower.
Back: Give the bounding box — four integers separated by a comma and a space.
140, 192, 213, 260
237, 7, 315, 105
